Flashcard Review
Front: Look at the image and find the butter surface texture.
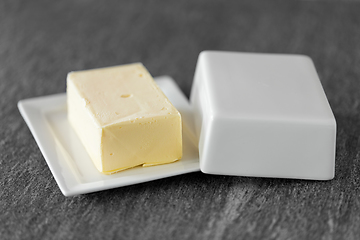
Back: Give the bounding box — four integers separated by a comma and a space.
67, 63, 182, 174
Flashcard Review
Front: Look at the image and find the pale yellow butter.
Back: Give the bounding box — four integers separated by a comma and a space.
67, 63, 182, 174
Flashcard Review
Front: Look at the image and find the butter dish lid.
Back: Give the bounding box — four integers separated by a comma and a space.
189, 50, 336, 180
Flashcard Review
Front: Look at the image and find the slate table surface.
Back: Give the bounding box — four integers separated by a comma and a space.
1, 0, 360, 239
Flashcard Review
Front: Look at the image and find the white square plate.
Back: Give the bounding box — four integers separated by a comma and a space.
18, 76, 200, 196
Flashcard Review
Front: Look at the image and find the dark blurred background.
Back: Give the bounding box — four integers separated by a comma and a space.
1, 0, 360, 239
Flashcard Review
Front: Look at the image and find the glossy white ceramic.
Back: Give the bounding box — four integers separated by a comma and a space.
190, 51, 336, 180
18, 76, 200, 196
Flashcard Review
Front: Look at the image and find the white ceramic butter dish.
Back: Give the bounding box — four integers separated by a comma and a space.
18, 53, 337, 197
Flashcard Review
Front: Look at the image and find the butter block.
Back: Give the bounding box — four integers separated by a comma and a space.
67, 63, 182, 174
190, 51, 336, 180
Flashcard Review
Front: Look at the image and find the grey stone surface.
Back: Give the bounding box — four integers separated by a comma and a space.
1, 0, 360, 239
